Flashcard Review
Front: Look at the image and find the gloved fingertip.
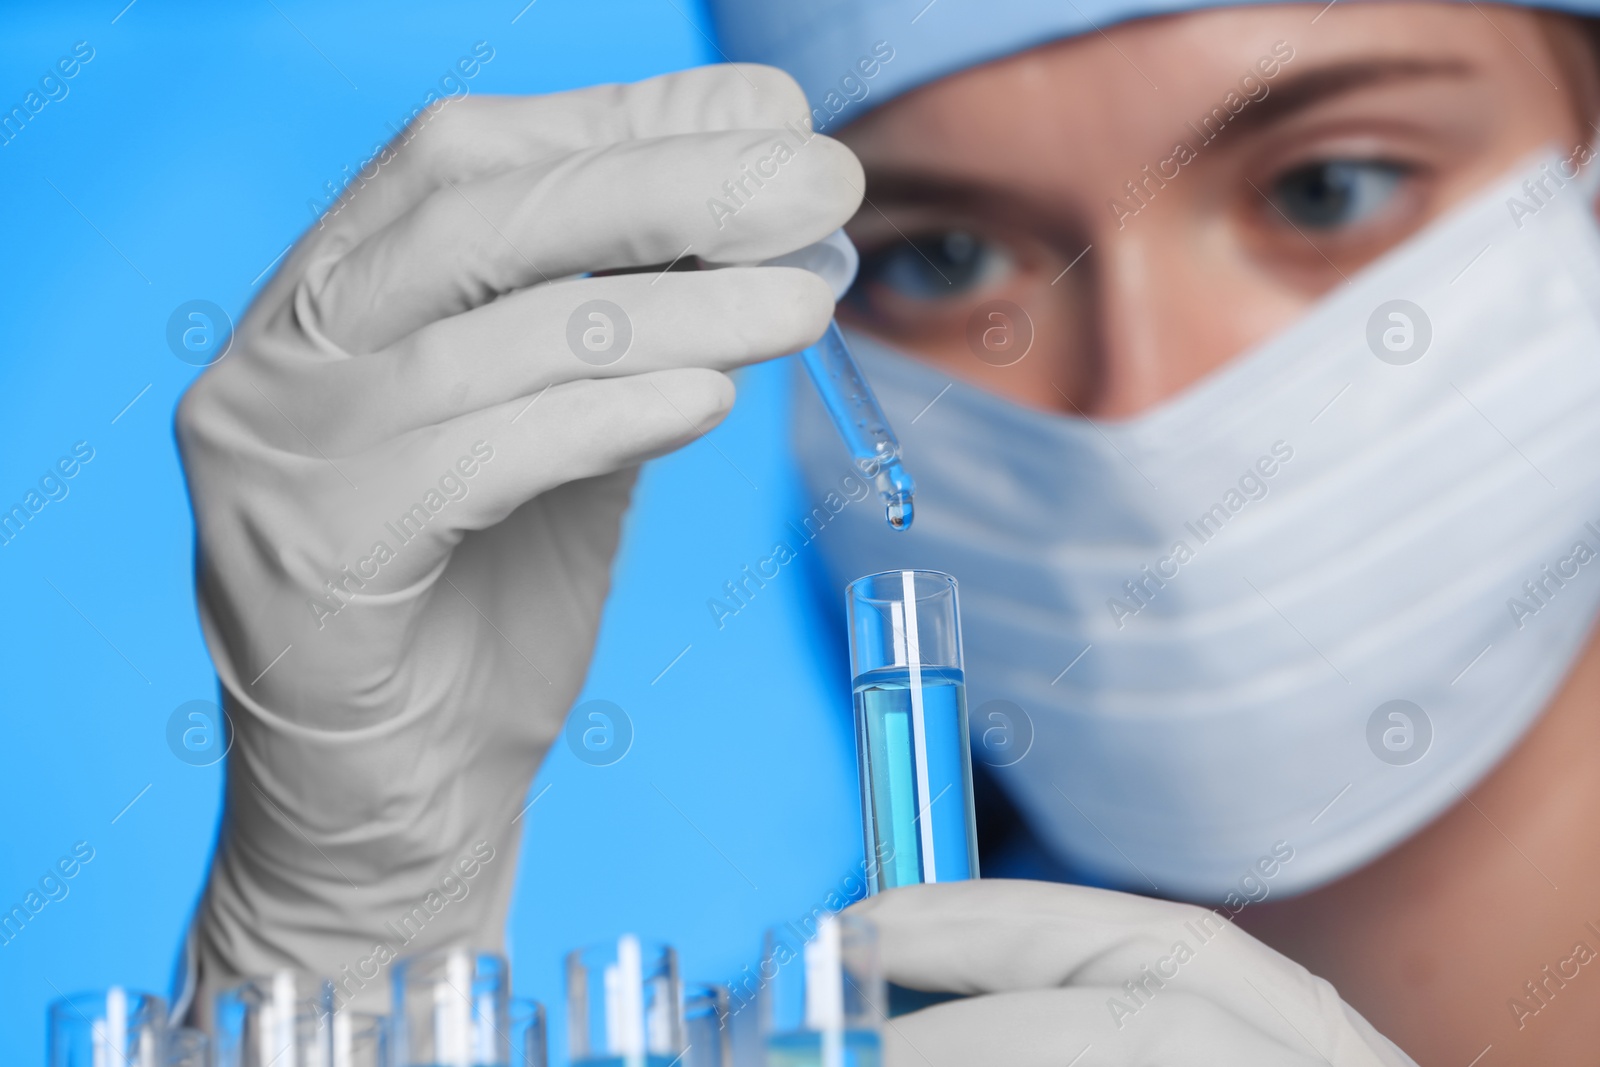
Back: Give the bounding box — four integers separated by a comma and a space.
808, 134, 867, 218
727, 63, 810, 123
653, 368, 736, 433
763, 267, 839, 352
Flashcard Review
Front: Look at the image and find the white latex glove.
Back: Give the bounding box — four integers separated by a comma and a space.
852, 880, 1416, 1067
174, 64, 860, 1022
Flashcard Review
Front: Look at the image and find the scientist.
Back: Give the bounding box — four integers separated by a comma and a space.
173, 0, 1600, 1062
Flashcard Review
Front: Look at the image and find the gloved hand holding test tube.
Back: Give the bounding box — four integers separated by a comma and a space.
762, 230, 916, 532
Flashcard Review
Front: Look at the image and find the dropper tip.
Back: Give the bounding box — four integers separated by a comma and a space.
885, 494, 914, 531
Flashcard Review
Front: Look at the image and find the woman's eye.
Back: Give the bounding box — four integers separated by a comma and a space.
1269, 160, 1407, 229
851, 230, 1012, 303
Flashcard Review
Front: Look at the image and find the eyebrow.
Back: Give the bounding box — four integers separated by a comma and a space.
1208, 57, 1477, 140
857, 58, 1478, 214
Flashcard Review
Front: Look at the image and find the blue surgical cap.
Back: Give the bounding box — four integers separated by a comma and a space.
707, 0, 1600, 131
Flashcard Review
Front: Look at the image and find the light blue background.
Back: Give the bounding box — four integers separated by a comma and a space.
0, 2, 863, 1060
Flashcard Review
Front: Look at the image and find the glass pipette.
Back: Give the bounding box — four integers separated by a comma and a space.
799, 320, 916, 530
767, 229, 916, 532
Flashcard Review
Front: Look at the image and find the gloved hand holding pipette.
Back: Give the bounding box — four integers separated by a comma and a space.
172, 63, 863, 1021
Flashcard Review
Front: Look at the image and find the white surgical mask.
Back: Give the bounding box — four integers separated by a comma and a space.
795, 150, 1600, 900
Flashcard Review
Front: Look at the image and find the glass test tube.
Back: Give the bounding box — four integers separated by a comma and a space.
681, 983, 730, 1067
391, 949, 511, 1067
759, 914, 884, 1067
330, 1010, 386, 1067
165, 1027, 211, 1067
510, 998, 547, 1067
847, 570, 980, 892
48, 987, 167, 1067
565, 935, 684, 1067
214, 972, 333, 1067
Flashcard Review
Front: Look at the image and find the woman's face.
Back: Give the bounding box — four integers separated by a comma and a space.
838, 2, 1596, 418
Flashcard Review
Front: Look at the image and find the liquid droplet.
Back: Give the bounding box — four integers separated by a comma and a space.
885, 495, 914, 531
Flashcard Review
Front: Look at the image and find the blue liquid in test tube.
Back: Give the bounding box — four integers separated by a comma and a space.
847, 571, 979, 892
764, 1029, 882, 1067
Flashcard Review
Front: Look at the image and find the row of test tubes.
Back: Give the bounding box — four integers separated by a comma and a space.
45, 954, 532, 1067
45, 914, 883, 1067
49, 569, 975, 1067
